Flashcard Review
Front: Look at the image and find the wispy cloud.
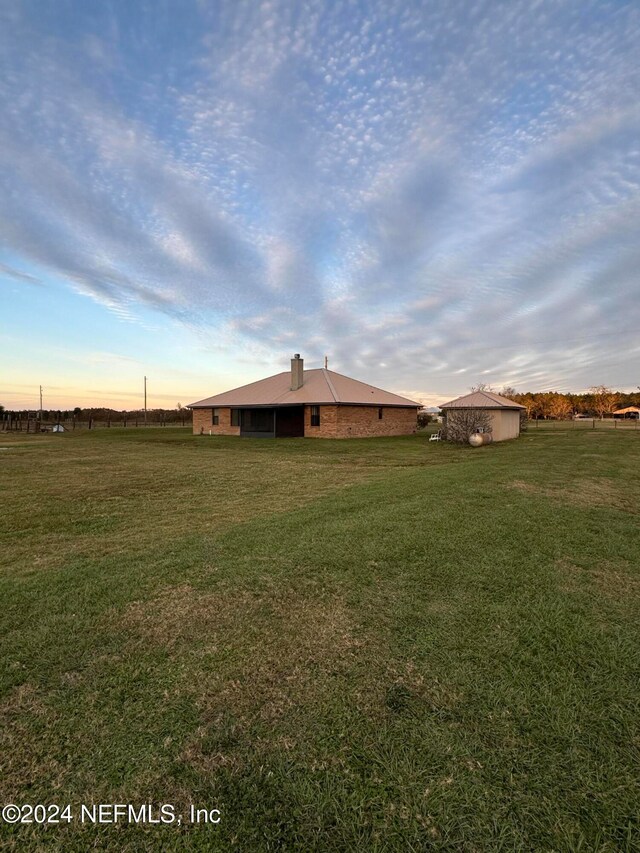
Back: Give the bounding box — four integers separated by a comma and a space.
0, 261, 42, 286
1, 0, 639, 400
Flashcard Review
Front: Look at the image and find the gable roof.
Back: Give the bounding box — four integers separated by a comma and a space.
440, 390, 525, 410
188, 368, 420, 408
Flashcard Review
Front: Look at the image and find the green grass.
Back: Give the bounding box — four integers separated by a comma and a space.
1, 426, 639, 851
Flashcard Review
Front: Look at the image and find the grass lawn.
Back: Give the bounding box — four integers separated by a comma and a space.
1, 425, 639, 851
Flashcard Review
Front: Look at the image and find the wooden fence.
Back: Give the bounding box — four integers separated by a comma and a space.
1, 414, 192, 432
528, 417, 639, 430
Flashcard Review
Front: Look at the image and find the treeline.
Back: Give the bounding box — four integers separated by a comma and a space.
494, 385, 638, 419
0, 405, 192, 424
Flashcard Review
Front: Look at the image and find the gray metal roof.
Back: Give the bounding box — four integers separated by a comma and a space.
440, 390, 525, 410
188, 368, 420, 408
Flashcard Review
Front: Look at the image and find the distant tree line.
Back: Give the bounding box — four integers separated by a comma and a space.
0, 404, 192, 425
472, 384, 639, 420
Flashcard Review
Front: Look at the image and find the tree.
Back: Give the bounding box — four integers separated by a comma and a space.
589, 386, 620, 419
73, 407, 82, 417
470, 383, 494, 392
548, 393, 572, 420
517, 393, 536, 419
536, 392, 555, 419
568, 393, 584, 416
500, 386, 518, 399
513, 392, 534, 430
443, 409, 492, 443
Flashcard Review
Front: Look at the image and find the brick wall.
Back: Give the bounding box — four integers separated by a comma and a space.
335, 405, 417, 437
304, 404, 339, 437
194, 404, 417, 438
304, 405, 417, 438
192, 407, 240, 436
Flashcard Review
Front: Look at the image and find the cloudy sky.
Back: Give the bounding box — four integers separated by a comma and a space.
1, 0, 639, 410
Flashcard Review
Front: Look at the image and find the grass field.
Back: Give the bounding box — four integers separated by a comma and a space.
1, 426, 639, 851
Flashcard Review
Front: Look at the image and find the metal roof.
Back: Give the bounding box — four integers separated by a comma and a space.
440, 390, 525, 410
614, 406, 640, 414
188, 368, 420, 408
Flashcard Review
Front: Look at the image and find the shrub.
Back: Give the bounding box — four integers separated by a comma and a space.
442, 409, 492, 443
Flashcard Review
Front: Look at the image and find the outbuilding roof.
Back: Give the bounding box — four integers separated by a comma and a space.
440, 390, 525, 410
614, 406, 640, 415
188, 368, 420, 409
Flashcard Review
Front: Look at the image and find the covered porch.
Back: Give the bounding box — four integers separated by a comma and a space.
236, 406, 305, 438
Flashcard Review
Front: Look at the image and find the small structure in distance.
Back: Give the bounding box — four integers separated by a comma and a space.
440, 390, 525, 442
613, 406, 640, 420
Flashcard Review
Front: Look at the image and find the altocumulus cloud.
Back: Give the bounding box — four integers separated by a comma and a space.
1, 0, 639, 398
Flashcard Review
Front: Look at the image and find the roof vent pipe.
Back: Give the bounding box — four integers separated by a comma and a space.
291, 354, 303, 390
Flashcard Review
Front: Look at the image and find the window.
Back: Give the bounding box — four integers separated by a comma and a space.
212, 408, 220, 426
378, 407, 383, 420
310, 405, 320, 427
231, 409, 240, 427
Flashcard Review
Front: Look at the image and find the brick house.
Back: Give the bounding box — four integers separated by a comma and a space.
188, 355, 419, 438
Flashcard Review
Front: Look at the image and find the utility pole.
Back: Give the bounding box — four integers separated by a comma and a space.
39, 385, 43, 423
144, 376, 147, 425
324, 355, 328, 369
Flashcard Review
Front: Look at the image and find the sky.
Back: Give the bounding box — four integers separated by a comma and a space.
1, 0, 639, 410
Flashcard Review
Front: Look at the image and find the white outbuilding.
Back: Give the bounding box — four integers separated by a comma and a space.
52, 424, 65, 433
440, 391, 525, 441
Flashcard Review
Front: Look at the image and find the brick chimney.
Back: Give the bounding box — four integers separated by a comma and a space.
290, 354, 303, 390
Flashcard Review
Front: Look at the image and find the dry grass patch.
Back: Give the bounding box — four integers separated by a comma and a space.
591, 561, 640, 599
120, 583, 257, 651
510, 478, 638, 513
120, 583, 386, 774
0, 684, 65, 800
122, 583, 370, 705
556, 558, 640, 604
119, 583, 469, 783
